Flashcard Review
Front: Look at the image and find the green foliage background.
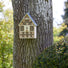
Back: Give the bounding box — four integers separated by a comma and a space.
0, 1, 13, 68
32, 38, 68, 68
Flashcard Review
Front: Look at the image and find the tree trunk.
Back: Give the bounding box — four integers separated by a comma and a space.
12, 0, 53, 68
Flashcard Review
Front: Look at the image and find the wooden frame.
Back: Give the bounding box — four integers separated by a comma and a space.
19, 13, 37, 39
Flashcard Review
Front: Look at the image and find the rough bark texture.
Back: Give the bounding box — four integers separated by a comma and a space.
12, 0, 53, 68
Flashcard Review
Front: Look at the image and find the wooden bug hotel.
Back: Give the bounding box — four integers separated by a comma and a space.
18, 13, 37, 39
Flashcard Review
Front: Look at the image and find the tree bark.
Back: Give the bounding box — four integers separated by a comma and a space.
12, 0, 53, 68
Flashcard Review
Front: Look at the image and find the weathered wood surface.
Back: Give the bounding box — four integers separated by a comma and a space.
12, 0, 53, 68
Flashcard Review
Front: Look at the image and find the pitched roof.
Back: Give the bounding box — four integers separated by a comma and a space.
19, 12, 37, 26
